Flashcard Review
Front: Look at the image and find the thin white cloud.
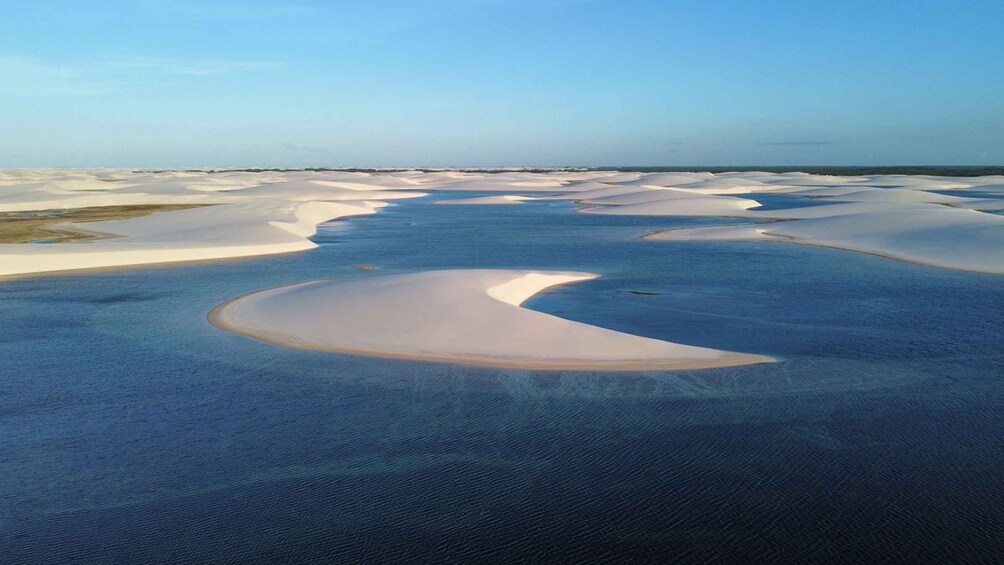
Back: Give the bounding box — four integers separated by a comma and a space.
0, 55, 281, 96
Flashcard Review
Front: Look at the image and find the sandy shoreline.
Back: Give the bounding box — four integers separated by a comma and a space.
3, 168, 1000, 369
642, 229, 1003, 275
0, 170, 430, 277
2, 169, 1002, 276
209, 304, 771, 371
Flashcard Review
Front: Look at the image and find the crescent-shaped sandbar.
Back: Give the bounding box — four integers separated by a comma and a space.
210, 269, 774, 371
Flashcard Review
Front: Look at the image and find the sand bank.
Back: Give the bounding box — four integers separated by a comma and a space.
646, 206, 1004, 274
210, 269, 773, 371
0, 170, 427, 277
436, 195, 533, 205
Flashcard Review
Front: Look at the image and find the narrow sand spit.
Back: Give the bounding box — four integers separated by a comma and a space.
436, 195, 533, 205
210, 270, 774, 371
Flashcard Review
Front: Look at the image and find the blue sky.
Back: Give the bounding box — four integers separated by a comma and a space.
1, 0, 1002, 167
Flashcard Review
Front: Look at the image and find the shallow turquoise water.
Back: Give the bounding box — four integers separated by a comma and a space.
1, 194, 1002, 562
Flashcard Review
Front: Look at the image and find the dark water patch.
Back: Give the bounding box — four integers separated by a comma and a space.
25, 291, 173, 304
747, 192, 831, 211
931, 189, 1004, 200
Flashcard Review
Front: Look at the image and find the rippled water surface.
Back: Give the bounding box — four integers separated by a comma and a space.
2, 194, 1003, 563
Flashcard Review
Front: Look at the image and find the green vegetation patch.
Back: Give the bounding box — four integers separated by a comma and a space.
0, 204, 205, 244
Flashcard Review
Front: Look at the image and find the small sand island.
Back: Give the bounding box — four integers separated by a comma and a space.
210, 269, 773, 371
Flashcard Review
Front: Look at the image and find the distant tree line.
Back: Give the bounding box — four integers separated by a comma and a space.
133, 166, 1004, 177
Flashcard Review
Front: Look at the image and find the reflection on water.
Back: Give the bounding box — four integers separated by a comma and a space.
1, 193, 1002, 562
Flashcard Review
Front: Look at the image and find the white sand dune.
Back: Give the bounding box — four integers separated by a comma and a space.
955, 199, 1004, 212
612, 173, 711, 187
963, 182, 1004, 193
436, 195, 533, 205
0, 188, 226, 213
648, 206, 1004, 274
817, 188, 979, 205
519, 171, 1004, 273
0, 170, 426, 277
3, 169, 1003, 277
0, 200, 384, 277
853, 175, 973, 189
541, 185, 657, 201
669, 177, 780, 195
225, 180, 424, 202
781, 186, 878, 197
771, 208, 1004, 272
211, 269, 773, 371
580, 189, 704, 206
574, 172, 646, 184
581, 194, 761, 216
760, 173, 869, 186
751, 201, 932, 220
424, 177, 568, 192
533, 183, 765, 216
556, 181, 629, 192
